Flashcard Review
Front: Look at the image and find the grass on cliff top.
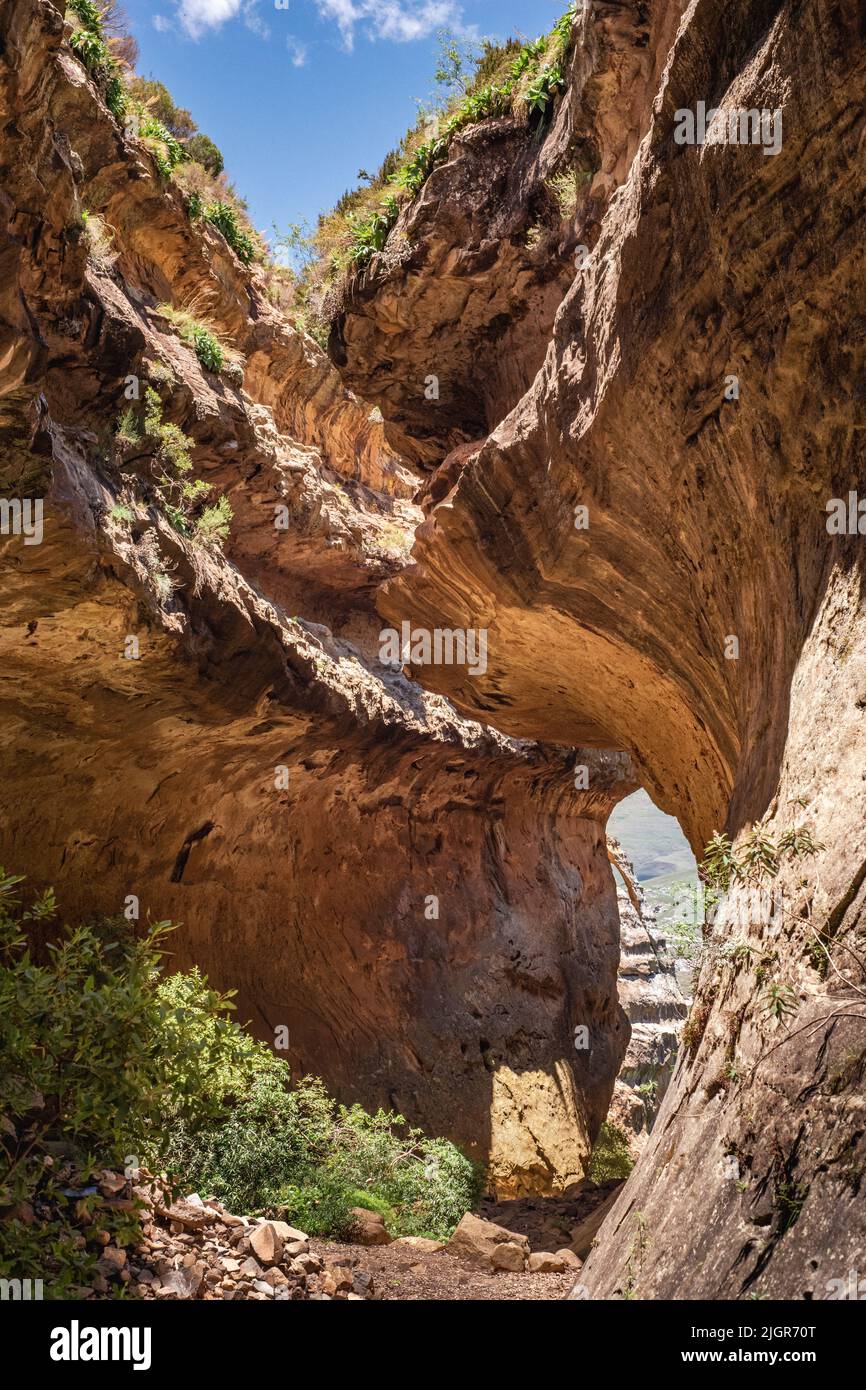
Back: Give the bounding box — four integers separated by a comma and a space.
293, 4, 578, 334
64, 6, 265, 273
0, 871, 481, 1295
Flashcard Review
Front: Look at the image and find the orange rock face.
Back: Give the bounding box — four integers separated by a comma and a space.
334, 0, 866, 1295
0, 0, 637, 1198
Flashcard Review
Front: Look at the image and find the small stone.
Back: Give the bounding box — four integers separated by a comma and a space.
491, 1242, 527, 1272
249, 1222, 284, 1268
97, 1245, 127, 1274
391, 1236, 444, 1254
159, 1264, 205, 1299
528, 1251, 568, 1273
348, 1206, 391, 1246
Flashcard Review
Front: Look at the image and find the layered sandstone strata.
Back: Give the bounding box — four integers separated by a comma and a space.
338, 0, 866, 1295
0, 0, 637, 1196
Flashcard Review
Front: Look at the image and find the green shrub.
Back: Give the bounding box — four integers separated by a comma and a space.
202, 202, 255, 266
115, 406, 141, 446
126, 78, 196, 140
191, 324, 224, 372
587, 1121, 634, 1183
525, 67, 566, 116
0, 875, 177, 1294
66, 0, 102, 28
132, 388, 216, 539
156, 305, 227, 373
0, 872, 481, 1296
155, 422, 193, 474
194, 495, 233, 547
347, 197, 400, 266
139, 116, 186, 179
185, 134, 224, 177
67, 3, 127, 122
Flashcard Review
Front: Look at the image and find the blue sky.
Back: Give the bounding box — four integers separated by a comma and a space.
122, 0, 565, 239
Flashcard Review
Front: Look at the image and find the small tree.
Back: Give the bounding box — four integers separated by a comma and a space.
185, 133, 224, 177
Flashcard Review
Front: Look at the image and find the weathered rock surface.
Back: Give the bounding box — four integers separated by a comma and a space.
0, 0, 636, 1197
336, 0, 866, 1297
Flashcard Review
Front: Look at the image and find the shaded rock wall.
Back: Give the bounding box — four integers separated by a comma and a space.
0, 0, 638, 1196
336, 0, 866, 1294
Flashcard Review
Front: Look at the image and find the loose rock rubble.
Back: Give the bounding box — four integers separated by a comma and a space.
91, 1173, 379, 1301
77, 1170, 625, 1300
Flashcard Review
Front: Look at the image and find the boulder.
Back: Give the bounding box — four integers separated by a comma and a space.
446, 1213, 530, 1270
391, 1236, 444, 1254
249, 1221, 284, 1267
267, 1220, 308, 1244
528, 1251, 569, 1273
491, 1241, 527, 1272
555, 1248, 583, 1270
348, 1206, 391, 1246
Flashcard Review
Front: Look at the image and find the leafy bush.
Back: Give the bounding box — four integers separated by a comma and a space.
347, 197, 400, 266
185, 133, 224, 177
0, 873, 481, 1295
525, 67, 566, 117
194, 495, 233, 548
191, 324, 224, 372
0, 876, 176, 1294
139, 116, 186, 179
126, 387, 218, 541
202, 201, 255, 266
587, 1121, 634, 1183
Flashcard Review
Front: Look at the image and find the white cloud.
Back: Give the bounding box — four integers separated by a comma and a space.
152, 13, 173, 32
243, 1, 271, 39
287, 35, 310, 66
314, 0, 467, 51
166, 0, 466, 47
175, 0, 245, 39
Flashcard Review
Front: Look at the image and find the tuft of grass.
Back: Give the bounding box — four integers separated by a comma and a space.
195, 495, 233, 548
115, 406, 141, 447
157, 303, 232, 375
80, 210, 118, 273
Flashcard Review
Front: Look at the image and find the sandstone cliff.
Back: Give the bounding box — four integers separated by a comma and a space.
0, 0, 638, 1199
332, 0, 866, 1297
2, 0, 864, 1298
